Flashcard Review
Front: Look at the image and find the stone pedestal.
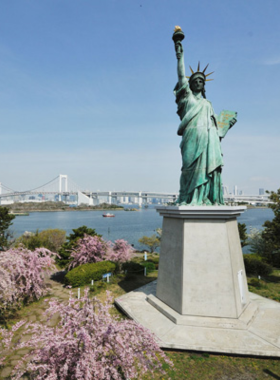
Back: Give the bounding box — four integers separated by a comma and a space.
115, 206, 280, 356
155, 206, 248, 319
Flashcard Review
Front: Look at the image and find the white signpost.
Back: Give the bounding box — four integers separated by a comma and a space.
103, 272, 112, 283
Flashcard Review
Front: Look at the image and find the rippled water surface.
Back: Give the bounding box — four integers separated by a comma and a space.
11, 206, 274, 250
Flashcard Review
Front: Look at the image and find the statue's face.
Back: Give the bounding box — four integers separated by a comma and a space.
190, 78, 204, 93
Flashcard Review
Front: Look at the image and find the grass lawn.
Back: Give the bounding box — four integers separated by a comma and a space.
92, 268, 280, 380
248, 269, 280, 302
71, 268, 280, 380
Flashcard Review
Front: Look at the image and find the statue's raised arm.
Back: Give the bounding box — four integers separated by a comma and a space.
173, 26, 187, 87
172, 26, 237, 206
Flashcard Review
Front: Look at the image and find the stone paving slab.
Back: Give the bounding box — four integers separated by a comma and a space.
115, 280, 280, 357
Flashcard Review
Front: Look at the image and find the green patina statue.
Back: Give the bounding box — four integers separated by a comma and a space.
173, 26, 237, 206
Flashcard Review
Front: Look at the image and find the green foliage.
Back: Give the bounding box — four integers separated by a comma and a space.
0, 207, 15, 250
140, 261, 156, 273
6, 201, 68, 212
122, 261, 144, 273
64, 260, 116, 287
245, 189, 280, 268
15, 229, 66, 252
248, 228, 267, 255
146, 257, 159, 264
97, 202, 123, 209
146, 257, 159, 269
56, 225, 101, 268
248, 278, 265, 289
138, 234, 160, 253
238, 222, 248, 247
258, 189, 280, 268
243, 254, 273, 276
155, 228, 162, 241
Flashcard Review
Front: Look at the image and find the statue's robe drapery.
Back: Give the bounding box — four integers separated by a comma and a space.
174, 81, 224, 205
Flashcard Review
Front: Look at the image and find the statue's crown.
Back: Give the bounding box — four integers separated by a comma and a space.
186, 62, 214, 83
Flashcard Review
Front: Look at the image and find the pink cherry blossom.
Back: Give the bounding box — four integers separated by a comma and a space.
68, 234, 111, 270
0, 247, 57, 315
0, 290, 172, 379
68, 235, 134, 270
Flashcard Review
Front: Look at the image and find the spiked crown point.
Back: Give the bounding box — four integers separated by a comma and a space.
186, 62, 214, 84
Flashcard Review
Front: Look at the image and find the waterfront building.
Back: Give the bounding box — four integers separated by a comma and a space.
222, 185, 229, 195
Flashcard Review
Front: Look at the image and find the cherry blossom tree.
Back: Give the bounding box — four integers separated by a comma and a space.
68, 234, 111, 270
107, 239, 134, 263
68, 236, 134, 272
0, 290, 172, 380
0, 247, 57, 318
106, 239, 135, 272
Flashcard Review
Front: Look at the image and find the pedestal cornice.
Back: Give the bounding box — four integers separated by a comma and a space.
156, 205, 247, 219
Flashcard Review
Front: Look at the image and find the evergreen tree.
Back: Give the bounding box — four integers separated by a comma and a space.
260, 189, 280, 267
0, 207, 15, 250
238, 222, 248, 248
56, 225, 101, 268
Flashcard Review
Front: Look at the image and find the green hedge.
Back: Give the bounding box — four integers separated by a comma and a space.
140, 261, 156, 273
64, 261, 116, 287
122, 261, 144, 274
147, 257, 159, 264
243, 254, 273, 276
146, 258, 159, 269
122, 260, 157, 275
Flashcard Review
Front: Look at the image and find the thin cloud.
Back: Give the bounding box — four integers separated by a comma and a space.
262, 57, 280, 65
249, 177, 271, 182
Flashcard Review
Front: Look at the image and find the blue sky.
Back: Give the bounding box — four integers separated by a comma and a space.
0, 0, 280, 195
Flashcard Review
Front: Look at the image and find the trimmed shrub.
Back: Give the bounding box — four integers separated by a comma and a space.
147, 257, 159, 264
122, 261, 144, 274
243, 254, 273, 276
248, 278, 265, 289
140, 261, 156, 273
146, 257, 160, 269
65, 261, 116, 287
270, 251, 280, 269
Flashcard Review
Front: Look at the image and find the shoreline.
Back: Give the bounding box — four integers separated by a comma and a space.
8, 205, 268, 214
10, 208, 125, 214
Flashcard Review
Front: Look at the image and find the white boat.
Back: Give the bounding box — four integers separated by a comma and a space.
102, 213, 115, 217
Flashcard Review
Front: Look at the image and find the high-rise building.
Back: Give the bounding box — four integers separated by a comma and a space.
233, 185, 238, 196
222, 185, 229, 195
259, 188, 265, 195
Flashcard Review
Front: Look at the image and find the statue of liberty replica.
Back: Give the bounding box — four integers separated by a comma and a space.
173, 26, 237, 205
116, 27, 280, 357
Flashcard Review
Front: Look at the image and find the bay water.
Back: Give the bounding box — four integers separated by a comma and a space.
11, 206, 273, 251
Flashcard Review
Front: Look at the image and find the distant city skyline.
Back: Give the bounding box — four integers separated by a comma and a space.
0, 175, 269, 196
1, 1, 280, 194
